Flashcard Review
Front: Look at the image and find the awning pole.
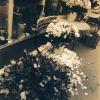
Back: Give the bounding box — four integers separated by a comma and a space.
8, 0, 14, 39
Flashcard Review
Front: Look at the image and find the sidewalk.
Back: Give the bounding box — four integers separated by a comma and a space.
71, 41, 100, 100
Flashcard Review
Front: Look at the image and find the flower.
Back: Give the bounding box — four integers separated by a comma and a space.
0, 89, 9, 96
8, 39, 13, 43
20, 91, 27, 100
46, 19, 80, 38
37, 43, 87, 96
0, 43, 88, 99
0, 68, 4, 76
63, 0, 91, 9
10, 59, 17, 65
84, 92, 88, 95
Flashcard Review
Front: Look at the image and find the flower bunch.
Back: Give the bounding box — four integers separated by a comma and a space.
0, 49, 71, 100
63, 0, 91, 9
46, 19, 80, 38
0, 43, 88, 100
37, 42, 88, 96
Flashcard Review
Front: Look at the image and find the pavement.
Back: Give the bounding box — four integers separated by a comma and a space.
71, 37, 100, 100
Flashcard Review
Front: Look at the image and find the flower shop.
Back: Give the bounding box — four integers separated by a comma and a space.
0, 0, 100, 100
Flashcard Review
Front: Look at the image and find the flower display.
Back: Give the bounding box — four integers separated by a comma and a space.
37, 42, 88, 96
0, 49, 71, 100
0, 43, 88, 99
46, 19, 80, 38
63, 0, 91, 9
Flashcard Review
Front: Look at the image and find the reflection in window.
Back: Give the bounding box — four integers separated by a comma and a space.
0, 0, 8, 45
0, 0, 8, 31
13, 0, 44, 39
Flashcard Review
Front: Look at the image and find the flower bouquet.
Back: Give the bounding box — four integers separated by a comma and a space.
46, 19, 80, 49
46, 19, 80, 38
0, 43, 88, 100
63, 0, 91, 9
37, 42, 88, 96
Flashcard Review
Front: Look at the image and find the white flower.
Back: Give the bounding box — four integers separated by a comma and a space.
31, 50, 38, 56
0, 68, 4, 76
8, 39, 13, 43
0, 89, 9, 95
75, 92, 78, 95
32, 43, 88, 96
84, 92, 88, 95
54, 87, 59, 93
82, 86, 86, 89
39, 82, 45, 87
19, 84, 23, 90
63, 0, 91, 9
20, 91, 27, 100
46, 19, 80, 38
45, 34, 49, 37
11, 59, 17, 65
71, 91, 75, 96
34, 63, 38, 69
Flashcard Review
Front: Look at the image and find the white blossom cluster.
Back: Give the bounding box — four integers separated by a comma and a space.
63, 0, 91, 9
37, 42, 88, 96
46, 19, 80, 38
0, 42, 88, 97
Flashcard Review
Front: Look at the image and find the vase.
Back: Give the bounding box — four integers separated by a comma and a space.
66, 12, 77, 22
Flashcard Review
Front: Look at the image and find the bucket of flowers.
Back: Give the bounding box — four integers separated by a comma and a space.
46, 19, 80, 49
0, 43, 88, 100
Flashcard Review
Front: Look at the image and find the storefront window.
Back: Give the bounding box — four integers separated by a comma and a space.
12, 0, 44, 39
0, 0, 62, 44
0, 0, 8, 34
